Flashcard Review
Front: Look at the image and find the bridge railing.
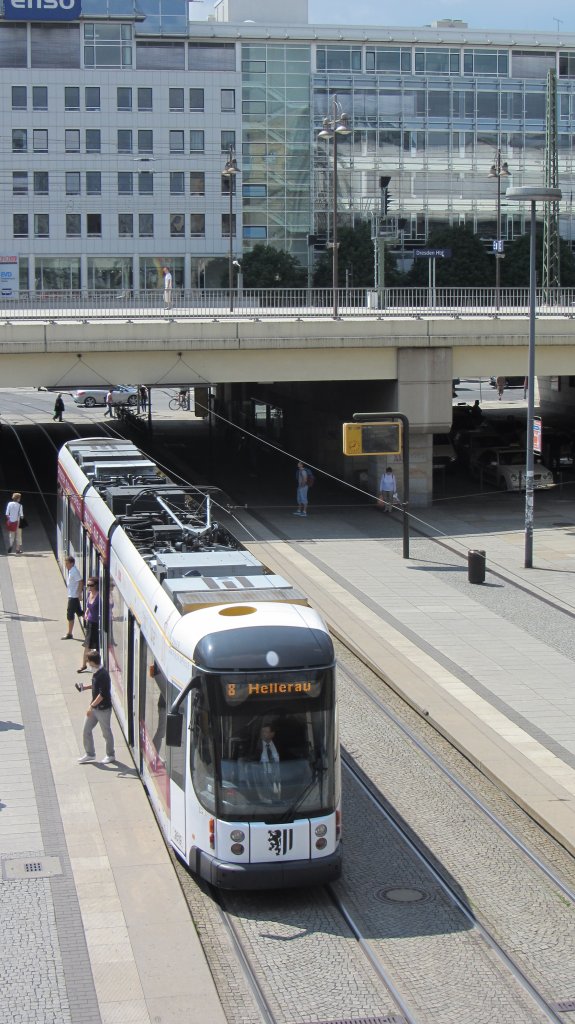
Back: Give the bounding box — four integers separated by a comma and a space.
2, 287, 575, 319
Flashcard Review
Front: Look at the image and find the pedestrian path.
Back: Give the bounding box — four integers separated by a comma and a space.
240, 493, 575, 858
0, 524, 226, 1024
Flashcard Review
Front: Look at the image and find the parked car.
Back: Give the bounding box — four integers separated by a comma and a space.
489, 376, 526, 390
72, 385, 138, 408
453, 429, 504, 468
475, 448, 554, 490
433, 433, 456, 468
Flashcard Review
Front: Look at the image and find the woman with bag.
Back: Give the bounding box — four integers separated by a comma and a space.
5, 491, 24, 554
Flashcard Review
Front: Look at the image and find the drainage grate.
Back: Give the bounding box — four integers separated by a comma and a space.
554, 1000, 575, 1013
2, 856, 62, 881
307, 1018, 406, 1024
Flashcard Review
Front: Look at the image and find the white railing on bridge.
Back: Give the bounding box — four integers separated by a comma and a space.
2, 287, 575, 320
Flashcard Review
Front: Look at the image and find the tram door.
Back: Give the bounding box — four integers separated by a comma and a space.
167, 686, 187, 857
131, 622, 142, 764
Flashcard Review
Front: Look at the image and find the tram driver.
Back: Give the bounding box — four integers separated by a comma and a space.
256, 722, 281, 796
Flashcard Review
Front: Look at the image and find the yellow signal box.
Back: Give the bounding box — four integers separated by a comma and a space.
343, 421, 402, 456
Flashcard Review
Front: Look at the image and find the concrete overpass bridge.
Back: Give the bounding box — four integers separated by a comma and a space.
2, 291, 574, 504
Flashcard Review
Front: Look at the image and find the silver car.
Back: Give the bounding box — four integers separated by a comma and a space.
475, 448, 554, 491
72, 385, 138, 408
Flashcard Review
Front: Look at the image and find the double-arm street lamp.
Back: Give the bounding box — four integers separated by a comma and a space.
318, 96, 351, 319
222, 145, 239, 313
506, 185, 562, 568
488, 150, 511, 309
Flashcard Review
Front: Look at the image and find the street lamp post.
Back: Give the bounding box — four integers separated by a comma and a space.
488, 150, 510, 309
318, 96, 351, 319
222, 146, 239, 313
506, 185, 562, 568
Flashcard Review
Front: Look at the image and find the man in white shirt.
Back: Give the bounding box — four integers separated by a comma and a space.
379, 467, 398, 513
258, 723, 281, 796
5, 491, 23, 554
162, 266, 173, 308
62, 555, 83, 639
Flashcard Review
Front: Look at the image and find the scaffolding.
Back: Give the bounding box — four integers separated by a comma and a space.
543, 68, 560, 293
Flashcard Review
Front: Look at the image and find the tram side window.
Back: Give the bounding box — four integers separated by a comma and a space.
108, 583, 126, 702
143, 661, 168, 767
69, 501, 83, 570
190, 684, 215, 812
167, 684, 186, 790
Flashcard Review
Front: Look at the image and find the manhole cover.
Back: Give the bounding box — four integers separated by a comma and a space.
376, 886, 429, 904
2, 856, 62, 880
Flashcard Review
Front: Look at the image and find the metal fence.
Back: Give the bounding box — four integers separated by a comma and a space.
2, 287, 575, 320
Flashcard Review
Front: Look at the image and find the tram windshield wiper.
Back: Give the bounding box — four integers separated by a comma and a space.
279, 756, 326, 823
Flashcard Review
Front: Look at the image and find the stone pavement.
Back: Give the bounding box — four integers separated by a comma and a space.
238, 484, 575, 859
0, 522, 227, 1024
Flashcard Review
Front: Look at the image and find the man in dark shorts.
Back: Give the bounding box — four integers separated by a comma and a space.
62, 556, 83, 639
78, 578, 99, 673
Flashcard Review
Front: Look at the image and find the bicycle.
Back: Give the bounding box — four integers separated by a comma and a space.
169, 393, 188, 411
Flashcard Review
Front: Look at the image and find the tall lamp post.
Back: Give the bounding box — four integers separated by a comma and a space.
488, 150, 510, 309
222, 145, 239, 313
506, 185, 562, 568
318, 96, 351, 319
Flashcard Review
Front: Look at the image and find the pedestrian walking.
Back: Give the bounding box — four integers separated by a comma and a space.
78, 577, 99, 673
162, 266, 173, 308
294, 461, 314, 516
378, 467, 397, 512
62, 555, 83, 639
139, 385, 148, 412
104, 388, 115, 418
5, 491, 24, 554
53, 394, 65, 422
76, 650, 115, 764
496, 376, 505, 400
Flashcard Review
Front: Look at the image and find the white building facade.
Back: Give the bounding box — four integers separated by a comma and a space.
1, 0, 574, 292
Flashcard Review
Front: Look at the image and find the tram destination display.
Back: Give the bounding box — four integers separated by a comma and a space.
343, 421, 402, 456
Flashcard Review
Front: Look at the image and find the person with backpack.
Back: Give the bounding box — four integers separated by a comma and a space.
294, 462, 314, 516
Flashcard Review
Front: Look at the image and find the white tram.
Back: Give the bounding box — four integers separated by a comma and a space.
57, 438, 342, 888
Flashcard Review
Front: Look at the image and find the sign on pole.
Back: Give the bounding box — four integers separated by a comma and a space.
533, 416, 542, 455
0, 256, 19, 299
343, 421, 402, 456
413, 248, 452, 259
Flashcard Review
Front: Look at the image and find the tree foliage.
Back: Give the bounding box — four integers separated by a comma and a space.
406, 224, 492, 287
312, 220, 401, 288
499, 226, 575, 287
240, 245, 307, 288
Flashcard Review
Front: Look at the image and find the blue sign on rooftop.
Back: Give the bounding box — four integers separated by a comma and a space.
4, 0, 82, 20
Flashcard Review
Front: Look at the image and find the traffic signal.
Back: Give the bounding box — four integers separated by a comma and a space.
380, 175, 392, 215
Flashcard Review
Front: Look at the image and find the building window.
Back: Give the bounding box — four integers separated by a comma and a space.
117, 129, 132, 153
316, 45, 362, 72
65, 129, 80, 152
66, 172, 81, 195
190, 130, 204, 152
34, 171, 49, 194
117, 86, 132, 111
243, 183, 267, 198
221, 213, 236, 237
86, 171, 101, 195
243, 225, 267, 239
12, 129, 27, 152
138, 87, 152, 111
365, 47, 412, 73
87, 213, 102, 237
86, 129, 101, 153
169, 130, 185, 153
170, 213, 185, 237
189, 41, 235, 71
13, 171, 28, 195
84, 23, 132, 69
33, 85, 48, 110
138, 129, 153, 153
34, 213, 49, 238
221, 130, 236, 153
190, 88, 204, 111
138, 171, 153, 195
222, 175, 236, 195
118, 171, 133, 195
169, 88, 184, 111
85, 86, 100, 109
190, 214, 206, 237
221, 88, 235, 111
170, 172, 185, 194
12, 85, 27, 109
414, 48, 460, 74
463, 49, 508, 76
33, 129, 48, 152
190, 171, 205, 195
14, 214, 28, 238
65, 86, 80, 110
118, 213, 133, 237
66, 213, 81, 237
139, 213, 153, 237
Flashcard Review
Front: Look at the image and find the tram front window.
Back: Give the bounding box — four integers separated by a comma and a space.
191, 671, 336, 822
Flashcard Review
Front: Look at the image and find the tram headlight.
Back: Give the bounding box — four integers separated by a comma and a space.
314, 824, 327, 837
230, 829, 245, 842
315, 838, 327, 850
230, 843, 244, 856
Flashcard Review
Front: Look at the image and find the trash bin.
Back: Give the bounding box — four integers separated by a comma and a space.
468, 549, 486, 584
